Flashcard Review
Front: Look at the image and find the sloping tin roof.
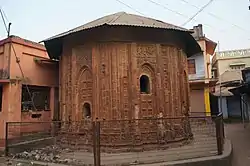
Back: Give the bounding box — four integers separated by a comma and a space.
213, 70, 242, 97
218, 70, 242, 84
213, 87, 234, 97
43, 12, 191, 42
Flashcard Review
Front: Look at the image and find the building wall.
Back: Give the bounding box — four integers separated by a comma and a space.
188, 53, 205, 80
226, 95, 242, 118
0, 46, 4, 70
214, 49, 250, 75
218, 97, 228, 119
57, 42, 192, 150
197, 40, 212, 79
190, 89, 205, 113
188, 40, 213, 80
216, 57, 250, 75
9, 42, 58, 86
6, 38, 58, 120
188, 39, 214, 116
0, 37, 58, 146
60, 42, 190, 121
0, 82, 21, 146
0, 43, 10, 79
212, 49, 250, 119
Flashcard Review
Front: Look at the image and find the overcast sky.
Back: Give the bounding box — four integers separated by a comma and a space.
0, 0, 250, 51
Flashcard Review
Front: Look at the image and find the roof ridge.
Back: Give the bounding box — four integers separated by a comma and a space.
108, 12, 126, 23
42, 11, 191, 42
129, 13, 146, 25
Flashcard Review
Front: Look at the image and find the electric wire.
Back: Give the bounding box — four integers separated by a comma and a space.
0, 8, 37, 111
0, 8, 8, 32
144, 0, 250, 41
146, 0, 215, 29
178, 0, 250, 33
114, 0, 146, 16
181, 0, 215, 26
115, 0, 250, 43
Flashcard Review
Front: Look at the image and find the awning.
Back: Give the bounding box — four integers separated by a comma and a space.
217, 70, 242, 85
229, 63, 245, 66
213, 86, 234, 97
229, 84, 250, 95
34, 57, 59, 65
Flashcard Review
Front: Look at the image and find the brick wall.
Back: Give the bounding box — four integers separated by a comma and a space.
20, 111, 51, 134
54, 117, 192, 153
57, 41, 192, 152
60, 43, 190, 121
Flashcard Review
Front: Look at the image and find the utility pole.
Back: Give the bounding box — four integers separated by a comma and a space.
7, 22, 11, 37
217, 41, 223, 116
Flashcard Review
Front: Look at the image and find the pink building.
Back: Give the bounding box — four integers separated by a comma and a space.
0, 36, 59, 148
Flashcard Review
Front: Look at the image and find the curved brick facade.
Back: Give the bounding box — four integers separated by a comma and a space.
57, 40, 193, 151
44, 16, 200, 151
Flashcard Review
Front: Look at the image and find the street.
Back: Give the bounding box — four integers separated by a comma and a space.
0, 123, 248, 166
225, 123, 250, 166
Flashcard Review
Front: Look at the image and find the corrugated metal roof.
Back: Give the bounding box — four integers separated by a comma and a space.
213, 70, 243, 96
43, 12, 191, 42
219, 70, 242, 84
213, 87, 234, 97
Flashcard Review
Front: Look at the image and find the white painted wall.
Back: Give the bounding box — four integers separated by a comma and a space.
218, 97, 228, 119
188, 53, 205, 80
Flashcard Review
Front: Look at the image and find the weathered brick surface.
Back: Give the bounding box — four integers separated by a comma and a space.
52, 117, 192, 153
58, 30, 192, 151
60, 43, 189, 120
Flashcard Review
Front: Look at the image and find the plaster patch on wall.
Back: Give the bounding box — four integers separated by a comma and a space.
134, 104, 139, 133
0, 69, 9, 79
157, 112, 165, 138
134, 104, 139, 119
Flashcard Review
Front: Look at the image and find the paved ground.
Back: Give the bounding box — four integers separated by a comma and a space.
225, 123, 250, 166
57, 121, 217, 165
62, 133, 217, 165
0, 134, 217, 166
4, 123, 249, 166
0, 121, 219, 165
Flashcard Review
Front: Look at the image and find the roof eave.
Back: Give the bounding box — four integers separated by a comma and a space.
42, 23, 192, 43
43, 25, 201, 59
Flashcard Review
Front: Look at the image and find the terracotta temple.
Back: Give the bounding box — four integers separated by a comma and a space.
43, 12, 202, 151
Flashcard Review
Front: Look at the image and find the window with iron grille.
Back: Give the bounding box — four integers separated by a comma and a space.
21, 85, 50, 111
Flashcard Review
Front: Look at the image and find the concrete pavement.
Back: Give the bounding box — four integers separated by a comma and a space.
0, 139, 232, 166
1, 123, 240, 166
225, 123, 250, 166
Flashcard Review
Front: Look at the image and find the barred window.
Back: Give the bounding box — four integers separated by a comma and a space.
21, 85, 50, 111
